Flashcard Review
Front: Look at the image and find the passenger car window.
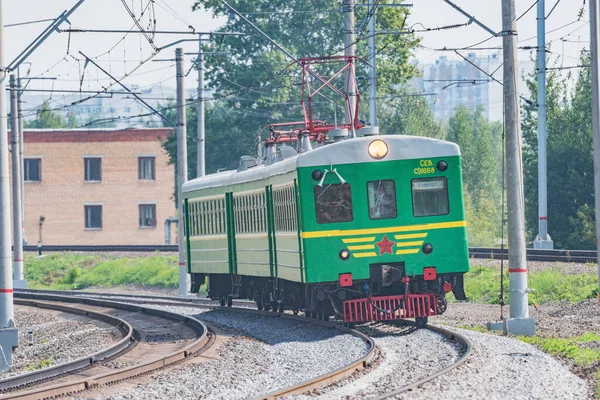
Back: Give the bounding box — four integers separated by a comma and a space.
314, 183, 353, 224
367, 180, 397, 220
412, 178, 449, 217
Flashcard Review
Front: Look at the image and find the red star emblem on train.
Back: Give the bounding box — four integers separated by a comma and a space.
375, 235, 395, 255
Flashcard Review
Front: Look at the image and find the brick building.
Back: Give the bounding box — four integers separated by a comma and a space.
10, 128, 175, 245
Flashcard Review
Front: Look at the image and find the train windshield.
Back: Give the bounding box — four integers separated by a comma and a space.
412, 178, 449, 217
367, 180, 397, 220
314, 183, 353, 224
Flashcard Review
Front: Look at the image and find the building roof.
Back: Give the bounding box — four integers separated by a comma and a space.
18, 128, 173, 143
183, 135, 460, 193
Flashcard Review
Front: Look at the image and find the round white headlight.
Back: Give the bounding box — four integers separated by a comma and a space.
368, 139, 388, 159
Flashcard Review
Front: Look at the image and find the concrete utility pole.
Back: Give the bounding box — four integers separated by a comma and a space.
343, 0, 357, 137
0, 0, 19, 372
589, 0, 600, 303
196, 47, 205, 178
16, 76, 24, 245
502, 0, 535, 335
176, 48, 190, 296
368, 0, 377, 127
533, 0, 553, 250
9, 75, 26, 289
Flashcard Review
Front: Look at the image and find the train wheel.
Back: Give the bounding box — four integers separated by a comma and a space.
227, 296, 233, 308
219, 296, 226, 307
316, 303, 328, 321
277, 302, 285, 313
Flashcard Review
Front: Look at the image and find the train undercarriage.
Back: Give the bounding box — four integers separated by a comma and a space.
191, 264, 467, 325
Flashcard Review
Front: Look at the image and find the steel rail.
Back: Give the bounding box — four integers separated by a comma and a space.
50, 291, 467, 399
2, 293, 212, 400
19, 245, 600, 263
0, 300, 134, 392
371, 323, 472, 400
14, 290, 376, 399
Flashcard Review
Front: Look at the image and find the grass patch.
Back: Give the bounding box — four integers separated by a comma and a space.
519, 333, 600, 366
458, 264, 598, 304
24, 358, 53, 371
23, 253, 179, 290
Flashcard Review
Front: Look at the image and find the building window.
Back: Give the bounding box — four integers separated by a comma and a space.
84, 205, 102, 229
84, 158, 102, 182
24, 159, 41, 182
138, 157, 155, 180
139, 204, 156, 228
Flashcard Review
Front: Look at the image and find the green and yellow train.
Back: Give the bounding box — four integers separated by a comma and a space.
182, 135, 469, 324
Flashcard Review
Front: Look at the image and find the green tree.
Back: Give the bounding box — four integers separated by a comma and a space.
25, 101, 79, 129
446, 105, 502, 246
378, 93, 442, 138
447, 105, 500, 203
160, 0, 421, 174
521, 52, 594, 249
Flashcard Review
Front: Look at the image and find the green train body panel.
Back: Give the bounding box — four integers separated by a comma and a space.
297, 155, 468, 283
182, 136, 469, 287
184, 171, 303, 281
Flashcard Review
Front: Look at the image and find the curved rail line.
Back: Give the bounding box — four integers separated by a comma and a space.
372, 323, 472, 400
2, 293, 213, 400
15, 290, 472, 399
21, 244, 599, 263
15, 290, 376, 399
0, 300, 134, 392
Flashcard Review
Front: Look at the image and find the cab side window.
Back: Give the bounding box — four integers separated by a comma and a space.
412, 177, 449, 217
367, 180, 397, 220
314, 183, 353, 224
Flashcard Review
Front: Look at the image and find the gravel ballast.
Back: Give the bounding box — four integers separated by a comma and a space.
85, 306, 370, 400
405, 327, 588, 400
5, 305, 121, 378
313, 325, 587, 400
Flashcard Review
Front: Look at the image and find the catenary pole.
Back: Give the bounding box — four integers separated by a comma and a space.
9, 76, 25, 289
502, 0, 535, 335
196, 42, 205, 178
368, 0, 377, 127
590, 0, 600, 303
0, 0, 19, 372
176, 48, 190, 296
16, 75, 24, 245
343, 0, 357, 137
534, 0, 553, 249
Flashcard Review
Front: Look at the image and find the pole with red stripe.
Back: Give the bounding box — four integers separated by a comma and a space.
0, 0, 17, 362
502, 0, 534, 334
9, 75, 25, 289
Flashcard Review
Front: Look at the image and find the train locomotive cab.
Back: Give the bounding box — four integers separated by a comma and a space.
183, 135, 469, 325
298, 136, 469, 324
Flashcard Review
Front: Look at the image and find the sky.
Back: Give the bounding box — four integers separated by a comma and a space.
1, 0, 590, 113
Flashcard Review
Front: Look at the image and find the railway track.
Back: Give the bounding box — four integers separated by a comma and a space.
14, 289, 471, 399
22, 244, 599, 263
2, 293, 213, 400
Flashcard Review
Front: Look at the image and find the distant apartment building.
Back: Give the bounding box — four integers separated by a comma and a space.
9, 128, 175, 245
20, 84, 196, 129
412, 52, 534, 123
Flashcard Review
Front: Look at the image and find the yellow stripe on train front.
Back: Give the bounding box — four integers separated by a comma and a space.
347, 244, 375, 251
395, 241, 424, 247
342, 237, 376, 244
394, 233, 428, 240
301, 220, 466, 239
352, 252, 378, 258
396, 249, 420, 255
